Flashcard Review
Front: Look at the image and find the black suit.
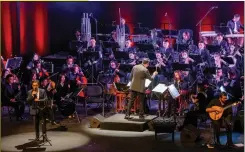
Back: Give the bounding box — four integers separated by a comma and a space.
4, 83, 25, 119
27, 88, 48, 139
227, 20, 244, 34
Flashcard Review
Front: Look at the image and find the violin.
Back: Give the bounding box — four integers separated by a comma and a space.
114, 63, 120, 83
76, 72, 88, 98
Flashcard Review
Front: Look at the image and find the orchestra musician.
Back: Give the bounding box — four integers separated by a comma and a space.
180, 50, 195, 64
40, 77, 58, 125
75, 30, 81, 41
125, 58, 158, 119
179, 83, 207, 129
178, 31, 193, 45
67, 64, 86, 93
195, 41, 212, 67
120, 18, 130, 35
206, 92, 235, 147
227, 14, 244, 47
32, 60, 49, 80
62, 55, 75, 76
122, 39, 136, 53
212, 33, 229, 55
3, 74, 25, 121
27, 53, 40, 70
27, 80, 48, 140
55, 74, 70, 107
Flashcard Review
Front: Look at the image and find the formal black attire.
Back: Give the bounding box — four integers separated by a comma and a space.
3, 83, 25, 119
27, 88, 48, 139
207, 99, 233, 145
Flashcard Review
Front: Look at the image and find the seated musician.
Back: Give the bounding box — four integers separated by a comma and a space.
3, 74, 25, 120
105, 60, 126, 83
179, 83, 207, 129
122, 39, 136, 53
120, 18, 130, 35
194, 41, 212, 67
206, 92, 235, 147
26, 80, 48, 140
178, 31, 192, 46
126, 51, 137, 66
75, 30, 81, 41
27, 72, 38, 91
160, 39, 174, 56
227, 14, 244, 47
212, 53, 229, 73
40, 77, 58, 125
152, 51, 167, 84
67, 64, 86, 93
32, 60, 49, 80
86, 37, 103, 74
55, 74, 70, 107
173, 70, 189, 115
179, 50, 195, 64
212, 33, 229, 55
26, 53, 40, 70
62, 55, 74, 76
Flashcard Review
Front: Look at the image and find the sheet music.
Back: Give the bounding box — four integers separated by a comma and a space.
152, 84, 168, 93
168, 84, 180, 99
127, 79, 152, 88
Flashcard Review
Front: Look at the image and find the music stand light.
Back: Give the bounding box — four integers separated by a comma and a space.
127, 79, 152, 88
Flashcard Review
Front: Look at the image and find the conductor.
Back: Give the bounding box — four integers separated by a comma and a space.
27, 80, 48, 140
125, 58, 158, 119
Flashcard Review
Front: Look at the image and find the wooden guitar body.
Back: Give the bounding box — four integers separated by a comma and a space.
208, 106, 223, 120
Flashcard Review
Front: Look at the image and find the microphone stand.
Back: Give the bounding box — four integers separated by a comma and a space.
196, 7, 215, 32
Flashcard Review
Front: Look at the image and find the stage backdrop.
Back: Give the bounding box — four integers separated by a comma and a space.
1, 1, 244, 58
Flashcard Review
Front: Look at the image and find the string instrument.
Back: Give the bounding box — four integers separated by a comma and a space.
36, 68, 49, 79
114, 63, 121, 83
76, 72, 88, 98
208, 101, 241, 120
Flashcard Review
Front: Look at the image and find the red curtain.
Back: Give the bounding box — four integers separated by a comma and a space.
1, 2, 49, 58
1, 2, 17, 59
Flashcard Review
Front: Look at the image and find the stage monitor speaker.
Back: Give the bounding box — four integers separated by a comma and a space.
90, 114, 105, 128
180, 124, 201, 142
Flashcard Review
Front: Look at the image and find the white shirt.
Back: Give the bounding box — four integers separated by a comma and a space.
234, 22, 238, 33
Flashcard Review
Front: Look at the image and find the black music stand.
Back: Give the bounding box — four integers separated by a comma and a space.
136, 43, 155, 52
83, 51, 100, 84
147, 52, 157, 60
206, 45, 221, 54
172, 63, 191, 71
189, 55, 202, 64
113, 51, 129, 61
119, 64, 133, 73
222, 56, 235, 65
115, 82, 129, 92
214, 26, 230, 35
32, 100, 52, 146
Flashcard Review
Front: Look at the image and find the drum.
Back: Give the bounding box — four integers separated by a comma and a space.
59, 99, 76, 116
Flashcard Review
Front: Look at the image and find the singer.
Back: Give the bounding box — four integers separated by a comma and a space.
125, 58, 158, 119
27, 80, 48, 140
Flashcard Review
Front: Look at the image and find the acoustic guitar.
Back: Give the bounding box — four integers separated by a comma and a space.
209, 101, 241, 120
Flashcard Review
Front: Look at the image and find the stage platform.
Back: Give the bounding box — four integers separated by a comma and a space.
100, 114, 157, 132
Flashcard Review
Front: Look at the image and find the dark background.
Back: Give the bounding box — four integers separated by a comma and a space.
1, 1, 244, 59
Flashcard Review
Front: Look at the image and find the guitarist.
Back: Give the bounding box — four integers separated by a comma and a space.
206, 92, 235, 147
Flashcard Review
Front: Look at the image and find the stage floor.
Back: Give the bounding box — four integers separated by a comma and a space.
100, 114, 157, 132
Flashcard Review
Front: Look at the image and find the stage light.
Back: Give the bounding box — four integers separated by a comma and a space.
1, 131, 90, 152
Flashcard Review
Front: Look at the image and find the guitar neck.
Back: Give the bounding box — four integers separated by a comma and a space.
223, 104, 233, 111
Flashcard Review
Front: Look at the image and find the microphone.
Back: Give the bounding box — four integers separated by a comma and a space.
212, 6, 218, 9
165, 12, 168, 16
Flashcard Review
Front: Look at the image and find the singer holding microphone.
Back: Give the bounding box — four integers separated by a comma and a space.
125, 58, 158, 120
27, 80, 48, 140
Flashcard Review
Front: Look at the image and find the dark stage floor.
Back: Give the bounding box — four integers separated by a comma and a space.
1, 101, 244, 152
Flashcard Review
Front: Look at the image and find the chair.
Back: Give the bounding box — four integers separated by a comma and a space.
84, 85, 105, 116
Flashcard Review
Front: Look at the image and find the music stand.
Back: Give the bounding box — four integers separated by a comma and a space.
172, 63, 191, 71
82, 51, 100, 84
113, 51, 129, 61
136, 43, 155, 52
119, 64, 133, 73
115, 83, 129, 92
32, 100, 52, 146
203, 67, 216, 75
222, 57, 235, 65
214, 26, 230, 35
127, 79, 152, 88
147, 52, 156, 60
189, 55, 202, 64
206, 45, 221, 54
